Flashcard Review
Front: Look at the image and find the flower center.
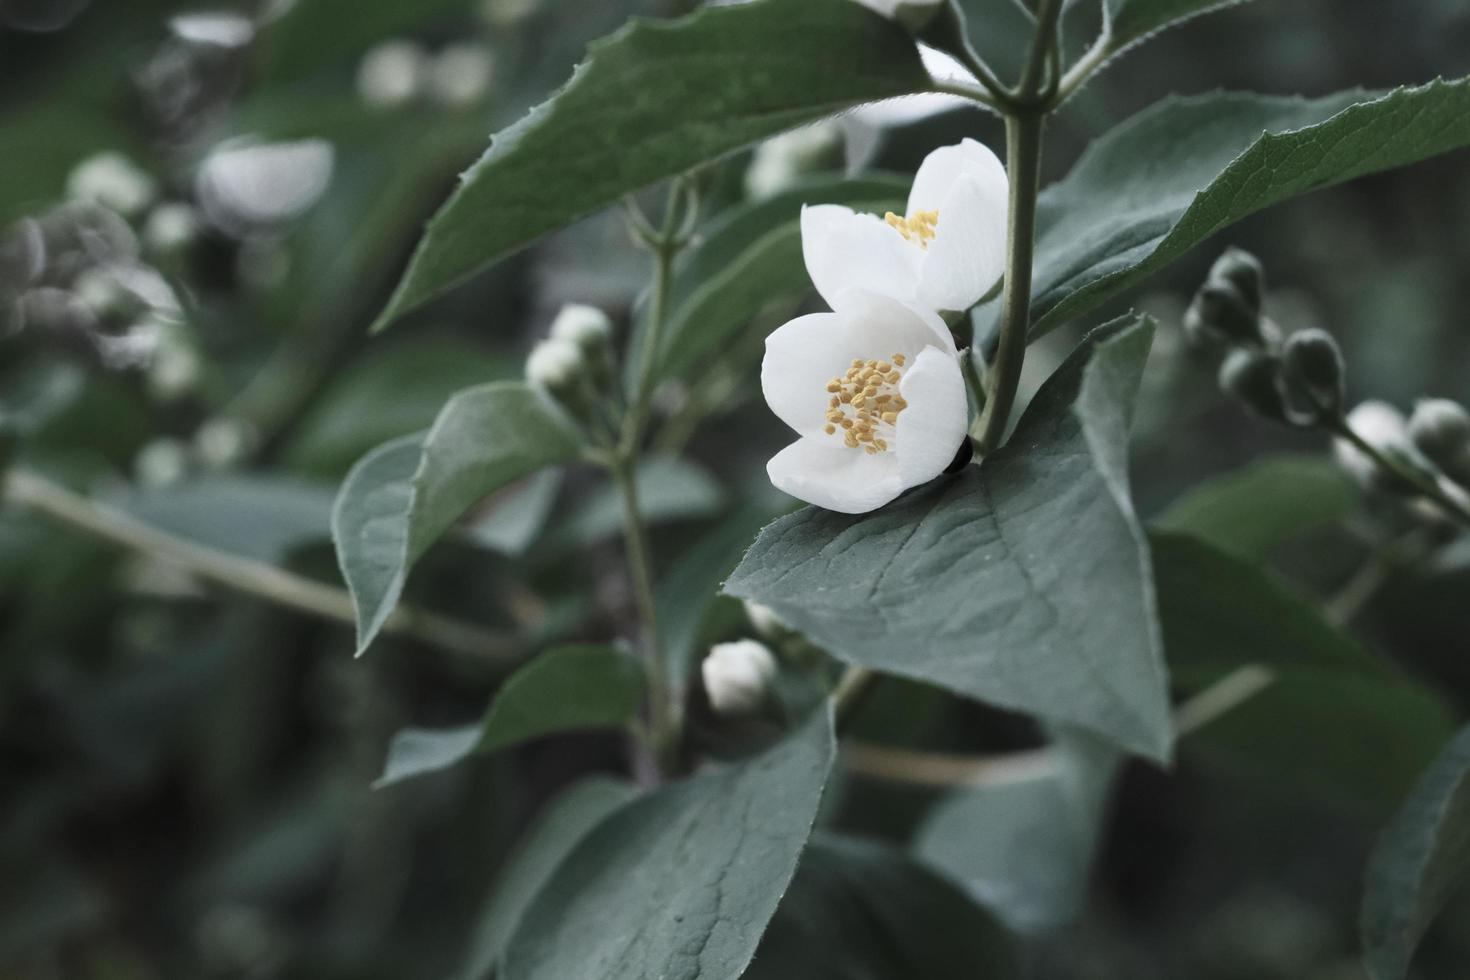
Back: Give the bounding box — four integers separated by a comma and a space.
822, 353, 909, 454
884, 209, 939, 249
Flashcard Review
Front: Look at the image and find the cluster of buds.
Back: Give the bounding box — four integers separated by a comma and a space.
1189, 249, 1470, 528
524, 304, 616, 426
1185, 248, 1346, 428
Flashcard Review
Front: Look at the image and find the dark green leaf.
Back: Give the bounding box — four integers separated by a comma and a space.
464, 470, 564, 556
501, 706, 836, 980
331, 382, 582, 655
375, 644, 645, 787
372, 0, 932, 330
1155, 454, 1357, 562
452, 778, 638, 980
1105, 0, 1255, 56
1024, 80, 1470, 340
913, 731, 1119, 934
726, 315, 1173, 761
1152, 531, 1454, 804
1361, 724, 1470, 980
745, 834, 1017, 979
650, 174, 909, 385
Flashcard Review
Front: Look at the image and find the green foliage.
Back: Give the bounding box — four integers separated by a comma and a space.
499, 707, 836, 980
1156, 455, 1358, 562
1152, 532, 1454, 803
331, 382, 582, 655
1105, 0, 1256, 55
115, 475, 334, 563
727, 315, 1173, 761
1361, 725, 1470, 980
746, 835, 1018, 978
371, 0, 932, 330
453, 778, 638, 980
1023, 79, 1470, 341
913, 731, 1119, 935
375, 644, 645, 787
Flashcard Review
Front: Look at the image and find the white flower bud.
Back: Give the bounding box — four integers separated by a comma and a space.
427, 43, 495, 108
1408, 398, 1470, 486
480, 0, 538, 28
66, 152, 157, 217
135, 437, 189, 487
741, 600, 787, 639
745, 122, 841, 200
356, 40, 427, 108
1333, 400, 1409, 490
194, 417, 255, 469
702, 639, 778, 716
72, 267, 128, 316
144, 203, 200, 252
549, 303, 612, 351
524, 337, 584, 391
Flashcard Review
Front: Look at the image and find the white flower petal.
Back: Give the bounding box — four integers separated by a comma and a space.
896, 345, 970, 486
767, 436, 905, 514
801, 204, 921, 310
762, 311, 865, 437
832, 287, 957, 356
909, 139, 1008, 313
907, 137, 1001, 213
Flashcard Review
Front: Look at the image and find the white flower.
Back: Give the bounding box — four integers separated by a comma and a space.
144, 203, 200, 252
356, 40, 427, 108
1333, 400, 1409, 489
702, 640, 778, 715
67, 152, 157, 217
762, 288, 968, 514
524, 337, 583, 389
801, 138, 1007, 315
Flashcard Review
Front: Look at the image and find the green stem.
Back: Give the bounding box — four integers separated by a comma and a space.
975, 109, 1045, 454
833, 666, 878, 734
612, 458, 677, 774
3, 468, 518, 663
1054, 28, 1113, 105
1014, 0, 1064, 103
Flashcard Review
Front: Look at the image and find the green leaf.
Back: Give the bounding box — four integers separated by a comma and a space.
452, 777, 637, 980
726, 315, 1173, 762
1024, 80, 1470, 341
745, 834, 1017, 979
371, 0, 933, 330
331, 381, 582, 655
1361, 724, 1470, 980
375, 644, 645, 787
1155, 455, 1357, 562
1104, 0, 1255, 55
464, 470, 564, 557
500, 706, 836, 980
913, 731, 1119, 934
1152, 531, 1454, 804
649, 174, 909, 385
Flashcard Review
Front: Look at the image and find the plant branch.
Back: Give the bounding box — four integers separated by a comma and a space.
3, 467, 519, 663
1330, 418, 1470, 526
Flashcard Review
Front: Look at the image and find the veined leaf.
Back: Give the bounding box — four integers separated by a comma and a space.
1022, 80, 1470, 341
371, 0, 933, 330
1361, 724, 1470, 980
500, 706, 836, 980
1156, 455, 1357, 562
452, 777, 638, 980
727, 315, 1174, 762
1105, 0, 1256, 56
374, 645, 645, 787
331, 382, 582, 655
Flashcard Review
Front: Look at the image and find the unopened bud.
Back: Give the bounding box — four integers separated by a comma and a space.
66, 152, 157, 218
1218, 348, 1285, 422
1207, 248, 1265, 314
549, 304, 612, 359
1280, 328, 1344, 425
426, 43, 494, 108
741, 600, 787, 640
702, 639, 778, 716
1189, 280, 1261, 346
525, 337, 583, 392
1333, 400, 1415, 493
356, 40, 427, 109
1408, 398, 1470, 487
144, 203, 200, 253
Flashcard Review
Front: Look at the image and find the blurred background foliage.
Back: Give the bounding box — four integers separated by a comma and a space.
2, 0, 1470, 977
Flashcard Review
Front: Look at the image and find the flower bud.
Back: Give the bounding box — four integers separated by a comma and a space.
66, 152, 157, 218
356, 40, 427, 109
1218, 348, 1285, 422
1279, 328, 1344, 425
702, 639, 778, 716
1207, 247, 1265, 314
426, 43, 495, 108
1333, 400, 1414, 492
549, 304, 612, 359
144, 203, 200, 253
1187, 280, 1261, 346
524, 336, 584, 393
1408, 398, 1470, 487
741, 600, 787, 640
